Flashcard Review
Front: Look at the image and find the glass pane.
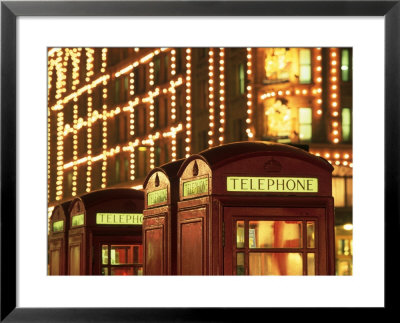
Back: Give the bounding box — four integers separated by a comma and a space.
236, 252, 245, 275
307, 221, 315, 248
346, 177, 353, 207
249, 253, 303, 275
249, 221, 302, 248
342, 108, 351, 141
332, 177, 345, 207
102, 245, 109, 265
111, 245, 134, 265
337, 260, 352, 276
299, 65, 311, 83
70, 245, 81, 275
299, 125, 312, 141
239, 64, 245, 94
299, 49, 311, 64
101, 267, 109, 275
307, 253, 315, 275
53, 220, 64, 232
236, 221, 245, 248
71, 214, 84, 227
341, 49, 350, 81
111, 267, 134, 276
299, 107, 312, 123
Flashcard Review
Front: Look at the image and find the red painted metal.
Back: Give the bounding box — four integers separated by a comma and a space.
67, 188, 144, 275
176, 141, 335, 275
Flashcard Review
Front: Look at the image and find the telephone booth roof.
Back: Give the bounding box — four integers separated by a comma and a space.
50, 200, 72, 221
70, 188, 144, 212
143, 158, 185, 189
178, 141, 333, 174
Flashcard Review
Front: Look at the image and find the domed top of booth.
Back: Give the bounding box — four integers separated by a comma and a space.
196, 141, 332, 171
75, 188, 144, 210
143, 159, 185, 208
178, 141, 333, 198
69, 188, 144, 228
143, 159, 185, 189
49, 200, 72, 234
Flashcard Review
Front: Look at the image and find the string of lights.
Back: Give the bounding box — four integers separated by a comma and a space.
49, 47, 352, 203
218, 48, 225, 144
246, 48, 254, 139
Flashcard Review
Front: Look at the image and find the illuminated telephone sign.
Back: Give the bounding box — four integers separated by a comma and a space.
53, 220, 64, 232
96, 213, 143, 225
71, 213, 84, 227
147, 188, 168, 206
227, 176, 318, 193
183, 177, 209, 197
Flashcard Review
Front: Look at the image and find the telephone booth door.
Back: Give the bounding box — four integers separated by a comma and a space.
223, 206, 330, 275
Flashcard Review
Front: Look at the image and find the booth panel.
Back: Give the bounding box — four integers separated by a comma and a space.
69, 244, 81, 275
68, 232, 84, 275
223, 207, 329, 275
50, 249, 60, 275
178, 206, 208, 275
144, 226, 164, 275
49, 239, 63, 275
180, 219, 203, 275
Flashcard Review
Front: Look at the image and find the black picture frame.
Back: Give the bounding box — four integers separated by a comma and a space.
1, 1, 398, 321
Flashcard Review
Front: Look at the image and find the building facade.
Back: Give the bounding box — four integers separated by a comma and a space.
48, 47, 353, 275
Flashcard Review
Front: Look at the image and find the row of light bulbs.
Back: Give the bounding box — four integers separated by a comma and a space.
246, 48, 254, 139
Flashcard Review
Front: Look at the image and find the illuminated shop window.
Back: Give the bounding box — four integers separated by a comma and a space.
124, 156, 129, 182
134, 106, 147, 136
154, 143, 161, 167
342, 108, 352, 142
341, 49, 350, 82
264, 48, 312, 85
114, 114, 120, 144
198, 130, 208, 151
164, 143, 169, 164
238, 63, 246, 95
176, 88, 184, 122
332, 176, 353, 207
299, 49, 312, 84
123, 76, 129, 102
114, 158, 120, 183
175, 48, 183, 74
233, 118, 246, 142
264, 99, 293, 142
154, 97, 160, 129
161, 97, 168, 128
63, 170, 73, 197
298, 107, 312, 141
200, 79, 208, 110
177, 136, 184, 159
136, 147, 148, 178
335, 225, 353, 276
114, 78, 120, 104
264, 48, 292, 83
101, 244, 143, 276
154, 56, 160, 85
163, 55, 169, 83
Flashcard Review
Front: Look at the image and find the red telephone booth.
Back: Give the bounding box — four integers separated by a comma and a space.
142, 159, 184, 275
67, 188, 144, 275
177, 141, 335, 275
48, 201, 71, 275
